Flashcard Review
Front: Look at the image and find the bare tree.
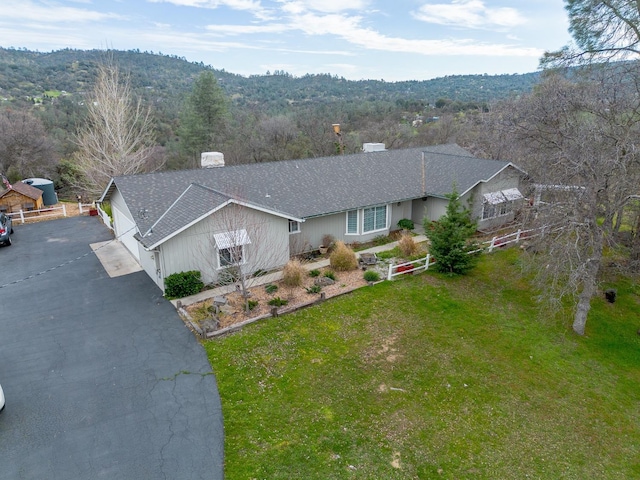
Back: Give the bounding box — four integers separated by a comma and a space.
197, 199, 290, 313
74, 61, 159, 198
0, 108, 56, 181
495, 69, 640, 335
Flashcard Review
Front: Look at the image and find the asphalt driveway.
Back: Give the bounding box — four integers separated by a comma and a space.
0, 217, 223, 479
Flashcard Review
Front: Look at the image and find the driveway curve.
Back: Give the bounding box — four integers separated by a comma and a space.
0, 216, 223, 479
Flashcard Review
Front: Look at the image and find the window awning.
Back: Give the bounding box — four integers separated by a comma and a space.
213, 229, 251, 249
502, 188, 524, 201
483, 192, 506, 205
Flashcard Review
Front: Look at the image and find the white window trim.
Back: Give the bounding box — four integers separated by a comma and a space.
214, 229, 251, 269
288, 220, 301, 234
345, 210, 359, 235
362, 205, 388, 234
217, 245, 247, 270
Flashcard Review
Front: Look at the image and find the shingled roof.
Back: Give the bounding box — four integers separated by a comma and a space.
0, 181, 43, 201
103, 144, 521, 249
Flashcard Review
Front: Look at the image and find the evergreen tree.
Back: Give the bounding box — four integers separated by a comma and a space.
178, 70, 229, 168
425, 188, 479, 275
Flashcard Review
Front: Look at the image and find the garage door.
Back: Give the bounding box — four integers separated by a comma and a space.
113, 206, 141, 261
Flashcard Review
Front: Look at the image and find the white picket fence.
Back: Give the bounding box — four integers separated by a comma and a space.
388, 226, 547, 280
7, 204, 67, 224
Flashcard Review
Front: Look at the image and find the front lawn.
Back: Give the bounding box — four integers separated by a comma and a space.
205, 248, 640, 479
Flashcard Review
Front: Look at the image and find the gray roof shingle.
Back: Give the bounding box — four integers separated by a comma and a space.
107, 144, 517, 248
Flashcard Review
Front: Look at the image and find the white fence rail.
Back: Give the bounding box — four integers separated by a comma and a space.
78, 202, 96, 214
388, 225, 550, 280
97, 204, 113, 231
7, 204, 67, 224
387, 254, 432, 280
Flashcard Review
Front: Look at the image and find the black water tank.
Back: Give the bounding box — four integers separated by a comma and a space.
22, 178, 57, 206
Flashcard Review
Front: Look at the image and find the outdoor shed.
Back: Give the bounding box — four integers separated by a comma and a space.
0, 182, 44, 213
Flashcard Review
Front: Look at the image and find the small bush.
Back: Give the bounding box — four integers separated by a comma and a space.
398, 232, 419, 257
373, 234, 391, 246
397, 218, 415, 230
264, 284, 278, 294
308, 269, 321, 277
321, 234, 335, 248
329, 241, 358, 271
247, 300, 259, 311
323, 270, 337, 281
306, 284, 323, 294
164, 270, 203, 299
268, 297, 288, 307
363, 270, 380, 282
282, 259, 306, 287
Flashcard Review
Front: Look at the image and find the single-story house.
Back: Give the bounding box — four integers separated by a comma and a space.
0, 181, 44, 213
100, 144, 526, 292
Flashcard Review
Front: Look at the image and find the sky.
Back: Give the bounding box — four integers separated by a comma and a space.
0, 0, 572, 82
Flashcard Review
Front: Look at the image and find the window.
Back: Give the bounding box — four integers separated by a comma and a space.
214, 229, 251, 268
219, 245, 244, 267
363, 205, 387, 233
346, 210, 358, 234
288, 220, 300, 234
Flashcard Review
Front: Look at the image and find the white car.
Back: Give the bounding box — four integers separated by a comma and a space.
0, 383, 4, 413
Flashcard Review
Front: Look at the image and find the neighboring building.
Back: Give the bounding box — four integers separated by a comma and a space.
100, 144, 526, 292
0, 181, 44, 213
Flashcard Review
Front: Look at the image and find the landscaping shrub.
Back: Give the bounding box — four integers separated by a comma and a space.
321, 234, 335, 248
363, 270, 380, 282
247, 299, 259, 311
164, 270, 203, 299
373, 234, 391, 246
329, 241, 358, 271
282, 259, 306, 287
264, 284, 278, 294
323, 270, 337, 281
308, 269, 321, 277
398, 232, 419, 257
306, 284, 323, 294
268, 297, 288, 307
397, 218, 414, 230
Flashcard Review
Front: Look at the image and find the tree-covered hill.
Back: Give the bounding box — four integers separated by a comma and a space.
0, 47, 540, 107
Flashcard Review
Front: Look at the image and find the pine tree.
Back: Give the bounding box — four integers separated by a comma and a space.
425, 188, 479, 274
178, 70, 229, 167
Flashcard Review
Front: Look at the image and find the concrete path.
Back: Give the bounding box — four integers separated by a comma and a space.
174, 234, 427, 307
0, 217, 223, 480
91, 239, 142, 277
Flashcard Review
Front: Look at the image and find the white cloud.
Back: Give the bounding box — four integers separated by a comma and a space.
286, 11, 539, 57
148, 0, 273, 20
279, 0, 371, 14
0, 0, 125, 22
205, 23, 290, 35
412, 0, 526, 30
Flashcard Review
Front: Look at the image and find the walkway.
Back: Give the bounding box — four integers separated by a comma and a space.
173, 235, 427, 307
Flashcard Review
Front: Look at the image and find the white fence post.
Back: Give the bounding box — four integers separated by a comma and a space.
387, 263, 393, 281
63, 204, 67, 217
78, 202, 83, 214
19, 210, 25, 224
425, 254, 430, 270
488, 236, 497, 253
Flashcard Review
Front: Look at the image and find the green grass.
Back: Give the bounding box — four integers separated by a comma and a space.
205, 248, 640, 479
